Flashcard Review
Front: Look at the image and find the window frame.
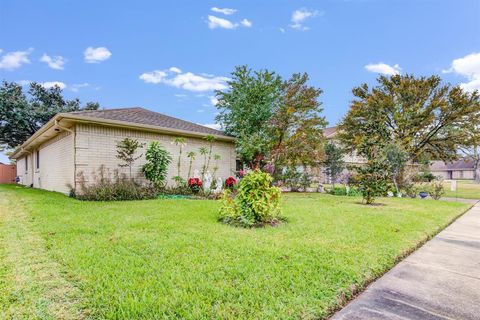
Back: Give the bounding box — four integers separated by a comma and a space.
36, 150, 40, 170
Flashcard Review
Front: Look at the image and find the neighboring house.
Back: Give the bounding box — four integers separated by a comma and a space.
9, 107, 236, 194
315, 126, 366, 183
429, 159, 476, 180
323, 126, 366, 165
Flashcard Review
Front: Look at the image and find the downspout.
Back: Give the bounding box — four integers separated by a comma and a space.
55, 120, 76, 192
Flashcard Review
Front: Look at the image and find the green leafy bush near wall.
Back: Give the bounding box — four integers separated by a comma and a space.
218, 169, 282, 228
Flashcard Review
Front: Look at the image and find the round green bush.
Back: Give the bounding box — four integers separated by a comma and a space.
218, 169, 282, 228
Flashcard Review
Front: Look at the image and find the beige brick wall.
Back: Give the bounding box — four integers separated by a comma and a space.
15, 131, 74, 193
34, 132, 74, 193
74, 124, 236, 188
16, 155, 32, 186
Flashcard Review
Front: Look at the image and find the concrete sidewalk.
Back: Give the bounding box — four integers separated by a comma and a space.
332, 202, 480, 320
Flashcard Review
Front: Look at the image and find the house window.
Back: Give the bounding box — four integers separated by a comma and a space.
36, 150, 40, 169
25, 155, 28, 171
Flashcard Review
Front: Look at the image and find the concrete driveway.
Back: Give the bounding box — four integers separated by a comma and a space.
332, 201, 480, 320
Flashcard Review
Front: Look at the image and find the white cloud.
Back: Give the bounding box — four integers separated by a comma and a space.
290, 8, 320, 31
16, 80, 31, 86
202, 123, 222, 130
70, 83, 90, 92
365, 63, 401, 75
40, 54, 66, 70
139, 70, 168, 84
210, 96, 218, 106
84, 47, 112, 63
41, 81, 66, 90
208, 15, 238, 29
279, 27, 286, 33
211, 7, 237, 15
0, 48, 33, 70
240, 18, 252, 27
169, 66, 182, 73
443, 52, 480, 92
140, 68, 229, 92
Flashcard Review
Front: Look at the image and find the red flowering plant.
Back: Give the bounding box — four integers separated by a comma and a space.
225, 176, 237, 190
236, 170, 245, 179
188, 178, 203, 194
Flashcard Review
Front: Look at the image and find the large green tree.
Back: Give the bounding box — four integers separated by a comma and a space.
339, 74, 480, 163
215, 66, 283, 167
0, 81, 99, 150
270, 73, 327, 171
215, 67, 327, 170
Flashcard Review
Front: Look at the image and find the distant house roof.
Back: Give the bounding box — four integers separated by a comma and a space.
430, 159, 476, 171
323, 126, 338, 138
69, 107, 227, 137
10, 107, 233, 159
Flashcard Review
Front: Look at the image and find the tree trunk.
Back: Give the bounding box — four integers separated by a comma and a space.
392, 173, 400, 195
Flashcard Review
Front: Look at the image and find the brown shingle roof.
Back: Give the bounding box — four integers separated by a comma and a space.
69, 107, 229, 137
430, 159, 475, 171
323, 126, 338, 138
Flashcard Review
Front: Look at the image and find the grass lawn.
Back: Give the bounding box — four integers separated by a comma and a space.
0, 185, 471, 319
443, 180, 480, 200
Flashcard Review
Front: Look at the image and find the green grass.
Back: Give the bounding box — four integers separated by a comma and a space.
0, 185, 471, 319
443, 180, 480, 199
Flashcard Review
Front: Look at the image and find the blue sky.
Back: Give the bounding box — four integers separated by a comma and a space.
1, 0, 479, 163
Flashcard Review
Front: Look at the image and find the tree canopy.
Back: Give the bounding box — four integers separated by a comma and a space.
0, 81, 99, 150
339, 74, 480, 163
215, 66, 283, 166
215, 66, 327, 170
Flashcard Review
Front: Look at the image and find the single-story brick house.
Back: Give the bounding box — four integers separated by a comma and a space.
9, 107, 236, 194
429, 159, 476, 180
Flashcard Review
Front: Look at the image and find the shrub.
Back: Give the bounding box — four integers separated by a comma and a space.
281, 167, 313, 192
218, 169, 282, 228
142, 141, 172, 190
357, 160, 389, 204
75, 166, 156, 201
402, 182, 418, 198
188, 178, 203, 194
429, 179, 445, 200
416, 172, 436, 182
225, 176, 237, 190
116, 138, 144, 180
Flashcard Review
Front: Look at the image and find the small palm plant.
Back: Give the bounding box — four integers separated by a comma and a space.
187, 151, 196, 179
204, 135, 216, 175
172, 137, 187, 179
199, 146, 208, 180
212, 154, 221, 180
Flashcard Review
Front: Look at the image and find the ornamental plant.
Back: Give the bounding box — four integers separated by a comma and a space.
225, 176, 237, 190
142, 141, 172, 190
218, 169, 282, 228
188, 178, 203, 194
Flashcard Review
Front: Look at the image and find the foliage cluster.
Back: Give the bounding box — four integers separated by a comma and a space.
0, 81, 99, 150
142, 141, 172, 189
218, 169, 282, 227
74, 166, 156, 201
215, 66, 327, 176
